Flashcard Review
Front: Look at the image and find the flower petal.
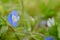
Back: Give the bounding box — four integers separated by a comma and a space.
8, 13, 12, 25
47, 20, 51, 27
11, 10, 18, 16
44, 36, 55, 40
17, 16, 20, 21
12, 21, 18, 27
51, 17, 55, 25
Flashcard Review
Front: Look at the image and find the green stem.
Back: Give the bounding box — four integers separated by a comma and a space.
8, 24, 20, 40
21, 0, 24, 16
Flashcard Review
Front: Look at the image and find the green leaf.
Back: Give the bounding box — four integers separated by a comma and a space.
0, 26, 8, 35
0, 24, 2, 30
32, 34, 42, 40
0, 17, 8, 36
48, 24, 59, 40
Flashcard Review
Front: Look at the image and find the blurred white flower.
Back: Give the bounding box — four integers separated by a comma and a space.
47, 17, 55, 27
29, 16, 34, 22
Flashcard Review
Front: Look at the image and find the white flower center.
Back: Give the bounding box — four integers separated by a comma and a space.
12, 15, 18, 22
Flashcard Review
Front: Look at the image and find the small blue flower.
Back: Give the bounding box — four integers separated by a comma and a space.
8, 10, 20, 27
40, 20, 47, 27
44, 36, 55, 40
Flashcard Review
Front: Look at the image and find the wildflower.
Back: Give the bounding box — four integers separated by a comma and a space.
47, 17, 55, 27
44, 36, 55, 40
40, 20, 47, 27
8, 10, 20, 27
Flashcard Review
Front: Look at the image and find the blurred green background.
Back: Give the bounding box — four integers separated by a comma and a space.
0, 0, 60, 40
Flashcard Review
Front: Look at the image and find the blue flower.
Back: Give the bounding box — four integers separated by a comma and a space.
40, 20, 47, 27
8, 10, 20, 27
44, 36, 55, 40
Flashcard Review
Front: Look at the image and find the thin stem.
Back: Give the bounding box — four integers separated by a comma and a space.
21, 0, 24, 16
31, 32, 45, 37
17, 31, 45, 37
8, 24, 20, 40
